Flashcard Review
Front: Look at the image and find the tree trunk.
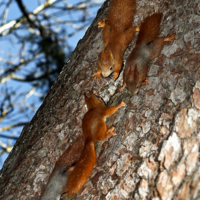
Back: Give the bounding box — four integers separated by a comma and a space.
0, 0, 200, 199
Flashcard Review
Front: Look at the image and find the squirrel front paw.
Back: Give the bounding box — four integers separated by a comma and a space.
113, 72, 119, 80
93, 70, 101, 81
98, 18, 106, 28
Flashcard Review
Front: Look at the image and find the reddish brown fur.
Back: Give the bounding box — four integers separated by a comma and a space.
66, 140, 96, 198
107, 0, 136, 32
93, 0, 139, 80
84, 91, 105, 110
40, 136, 84, 200
120, 13, 176, 96
65, 92, 126, 197
40, 93, 126, 199
136, 13, 162, 45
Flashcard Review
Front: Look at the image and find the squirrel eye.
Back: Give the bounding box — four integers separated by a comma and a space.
110, 67, 113, 71
136, 85, 139, 89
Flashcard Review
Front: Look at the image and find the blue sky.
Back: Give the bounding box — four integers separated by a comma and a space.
0, 0, 104, 168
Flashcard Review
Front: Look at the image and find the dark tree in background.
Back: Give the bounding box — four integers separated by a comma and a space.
0, 0, 200, 200
0, 0, 103, 162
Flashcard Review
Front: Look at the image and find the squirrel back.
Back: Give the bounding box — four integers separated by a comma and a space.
136, 13, 163, 45
107, 0, 136, 32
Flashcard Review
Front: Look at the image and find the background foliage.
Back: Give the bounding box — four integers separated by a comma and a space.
0, 0, 103, 167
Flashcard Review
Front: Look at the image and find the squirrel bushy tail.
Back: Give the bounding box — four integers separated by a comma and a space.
137, 13, 163, 45
107, 0, 136, 32
40, 136, 84, 200
66, 138, 96, 198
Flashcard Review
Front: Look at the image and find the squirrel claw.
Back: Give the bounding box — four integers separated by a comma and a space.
93, 70, 101, 81
98, 18, 106, 28
111, 132, 116, 136
109, 127, 114, 132
120, 101, 126, 107
107, 127, 116, 137
164, 33, 176, 42
142, 79, 149, 86
113, 72, 119, 80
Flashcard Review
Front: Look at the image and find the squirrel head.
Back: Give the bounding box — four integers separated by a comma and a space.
126, 64, 140, 96
84, 91, 105, 110
99, 47, 114, 77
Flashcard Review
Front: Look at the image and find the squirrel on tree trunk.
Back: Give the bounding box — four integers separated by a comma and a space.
119, 13, 176, 95
40, 91, 126, 199
93, 0, 140, 80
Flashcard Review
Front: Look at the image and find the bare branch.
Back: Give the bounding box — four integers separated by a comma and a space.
0, 134, 18, 140
1, 0, 13, 26
0, 141, 13, 155
0, 122, 27, 132
0, 54, 40, 84
0, 0, 57, 36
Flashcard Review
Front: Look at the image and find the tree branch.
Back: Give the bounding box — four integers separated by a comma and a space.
0, 0, 57, 36
0, 134, 18, 140
0, 54, 40, 84
0, 122, 28, 132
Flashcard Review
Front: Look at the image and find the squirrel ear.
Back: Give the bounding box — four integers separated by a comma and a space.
84, 94, 89, 106
84, 92, 89, 101
89, 91, 93, 98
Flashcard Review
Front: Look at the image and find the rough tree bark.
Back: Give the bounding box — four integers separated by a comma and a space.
0, 0, 200, 199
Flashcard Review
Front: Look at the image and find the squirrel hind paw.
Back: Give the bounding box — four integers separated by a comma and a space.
119, 82, 126, 93
120, 101, 126, 107
119, 86, 124, 93
106, 127, 116, 137
142, 79, 149, 86
164, 33, 176, 42
98, 18, 106, 28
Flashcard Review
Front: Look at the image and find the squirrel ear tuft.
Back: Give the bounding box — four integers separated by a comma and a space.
89, 91, 93, 97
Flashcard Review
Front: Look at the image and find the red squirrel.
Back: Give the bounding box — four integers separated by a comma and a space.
119, 13, 176, 95
93, 0, 140, 81
40, 91, 126, 199
40, 136, 84, 200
